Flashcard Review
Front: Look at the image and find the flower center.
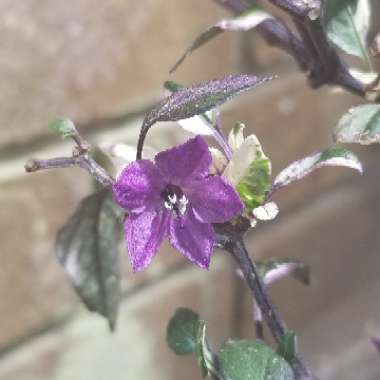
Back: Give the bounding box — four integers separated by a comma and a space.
162, 184, 188, 216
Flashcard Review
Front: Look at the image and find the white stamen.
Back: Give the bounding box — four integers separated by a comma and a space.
163, 193, 188, 216
168, 193, 177, 204
164, 200, 173, 210
178, 195, 188, 216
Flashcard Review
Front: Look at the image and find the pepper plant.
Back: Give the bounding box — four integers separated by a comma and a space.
24, 0, 380, 379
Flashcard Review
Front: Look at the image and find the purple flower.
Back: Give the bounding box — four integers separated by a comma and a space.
113, 136, 243, 272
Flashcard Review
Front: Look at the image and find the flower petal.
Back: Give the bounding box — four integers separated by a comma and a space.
187, 176, 243, 223
113, 160, 164, 213
228, 122, 245, 152
169, 209, 214, 269
124, 209, 169, 272
155, 136, 211, 185
223, 134, 270, 187
209, 147, 228, 174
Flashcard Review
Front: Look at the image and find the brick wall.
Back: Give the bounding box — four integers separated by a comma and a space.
0, 2, 379, 380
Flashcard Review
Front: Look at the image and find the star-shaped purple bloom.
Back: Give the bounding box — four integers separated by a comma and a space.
113, 136, 243, 272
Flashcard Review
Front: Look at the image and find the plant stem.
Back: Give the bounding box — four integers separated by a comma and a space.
25, 155, 114, 187
214, 0, 366, 97
24, 134, 114, 187
228, 236, 286, 338
226, 236, 316, 380
213, 114, 233, 160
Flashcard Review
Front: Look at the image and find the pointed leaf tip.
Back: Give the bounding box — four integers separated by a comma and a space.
170, 7, 272, 73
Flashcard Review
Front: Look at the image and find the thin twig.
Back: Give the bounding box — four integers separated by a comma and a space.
227, 237, 286, 339
214, 0, 366, 97
236, 268, 265, 339
226, 236, 315, 380
257, 18, 312, 71
25, 154, 114, 187
266, 0, 365, 95
266, 0, 319, 19
214, 0, 313, 71
25, 134, 114, 187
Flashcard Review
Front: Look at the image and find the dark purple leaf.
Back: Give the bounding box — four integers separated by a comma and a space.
137, 74, 274, 158
170, 8, 272, 73
56, 190, 123, 330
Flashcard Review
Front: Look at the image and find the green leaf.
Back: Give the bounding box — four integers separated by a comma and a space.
55, 190, 123, 330
137, 74, 273, 158
277, 331, 298, 363
220, 340, 295, 380
48, 118, 77, 138
224, 134, 271, 212
257, 259, 310, 286
237, 158, 271, 211
334, 104, 380, 145
195, 324, 208, 378
170, 7, 272, 72
197, 324, 225, 379
324, 0, 371, 61
166, 308, 204, 355
167, 308, 224, 378
273, 147, 362, 191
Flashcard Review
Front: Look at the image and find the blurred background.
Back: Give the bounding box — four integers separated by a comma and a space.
0, 1, 379, 379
